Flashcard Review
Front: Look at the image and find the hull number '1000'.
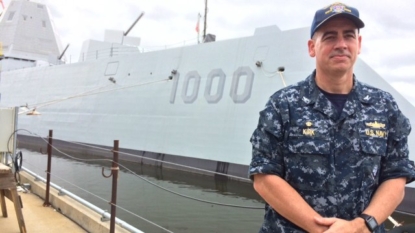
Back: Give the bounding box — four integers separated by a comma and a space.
169, 66, 254, 104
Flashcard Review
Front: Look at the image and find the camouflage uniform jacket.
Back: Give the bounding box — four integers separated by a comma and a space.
249, 71, 415, 233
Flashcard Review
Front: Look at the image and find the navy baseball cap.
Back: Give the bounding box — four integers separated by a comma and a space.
310, 2, 365, 38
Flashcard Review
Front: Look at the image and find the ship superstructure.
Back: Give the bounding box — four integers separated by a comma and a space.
0, 0, 61, 69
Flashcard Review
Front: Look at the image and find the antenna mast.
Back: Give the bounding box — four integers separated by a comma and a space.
124, 12, 145, 36
58, 44, 70, 60
203, 0, 207, 41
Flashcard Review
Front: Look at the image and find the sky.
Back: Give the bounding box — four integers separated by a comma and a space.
1, 0, 415, 104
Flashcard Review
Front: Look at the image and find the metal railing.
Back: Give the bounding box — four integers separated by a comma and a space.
23, 165, 144, 233
22, 129, 144, 233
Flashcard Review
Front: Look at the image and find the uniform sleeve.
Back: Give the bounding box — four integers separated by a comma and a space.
248, 97, 286, 180
380, 97, 415, 184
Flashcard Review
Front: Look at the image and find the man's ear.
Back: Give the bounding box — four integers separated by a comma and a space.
308, 39, 316, 57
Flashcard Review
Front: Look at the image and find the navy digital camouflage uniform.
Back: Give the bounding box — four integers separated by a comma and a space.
249, 70, 415, 233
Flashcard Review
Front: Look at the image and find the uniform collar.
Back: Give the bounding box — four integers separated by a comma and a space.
300, 70, 376, 105
300, 70, 376, 121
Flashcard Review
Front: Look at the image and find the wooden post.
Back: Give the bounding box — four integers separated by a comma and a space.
0, 163, 27, 233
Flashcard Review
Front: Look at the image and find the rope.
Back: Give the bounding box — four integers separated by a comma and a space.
19, 78, 170, 115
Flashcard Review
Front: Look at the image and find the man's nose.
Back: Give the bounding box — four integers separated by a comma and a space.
334, 37, 347, 49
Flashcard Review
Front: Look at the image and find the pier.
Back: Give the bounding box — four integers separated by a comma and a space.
1, 171, 130, 233
1, 185, 86, 233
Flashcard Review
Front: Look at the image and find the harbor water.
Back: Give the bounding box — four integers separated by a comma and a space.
20, 149, 264, 233
19, 149, 415, 233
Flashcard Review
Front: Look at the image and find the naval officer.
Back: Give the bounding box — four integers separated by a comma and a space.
249, 2, 415, 233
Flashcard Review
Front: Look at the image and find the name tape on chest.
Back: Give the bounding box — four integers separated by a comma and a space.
365, 121, 388, 139
300, 121, 388, 138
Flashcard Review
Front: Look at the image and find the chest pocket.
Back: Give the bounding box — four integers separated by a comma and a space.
360, 138, 387, 156
284, 138, 330, 191
359, 138, 386, 193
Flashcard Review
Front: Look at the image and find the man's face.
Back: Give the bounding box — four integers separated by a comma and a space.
308, 17, 362, 75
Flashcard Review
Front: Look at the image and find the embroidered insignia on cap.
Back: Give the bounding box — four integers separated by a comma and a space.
306, 122, 313, 127
325, 2, 351, 14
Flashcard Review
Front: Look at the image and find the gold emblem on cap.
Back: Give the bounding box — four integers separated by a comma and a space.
365, 121, 386, 129
306, 121, 313, 127
325, 2, 351, 14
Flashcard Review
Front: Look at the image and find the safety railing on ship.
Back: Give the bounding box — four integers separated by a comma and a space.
78, 46, 141, 62
65, 37, 199, 64
0, 37, 199, 66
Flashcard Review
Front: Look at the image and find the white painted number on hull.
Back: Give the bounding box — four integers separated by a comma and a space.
169, 66, 254, 104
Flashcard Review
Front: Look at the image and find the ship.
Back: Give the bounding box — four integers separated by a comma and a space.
0, 0, 414, 221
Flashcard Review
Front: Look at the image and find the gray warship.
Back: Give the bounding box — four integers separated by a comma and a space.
0, 0, 414, 221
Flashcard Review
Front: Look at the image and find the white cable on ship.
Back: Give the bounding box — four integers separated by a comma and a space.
19, 78, 170, 115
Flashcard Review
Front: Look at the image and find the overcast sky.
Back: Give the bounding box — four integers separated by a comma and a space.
1, 0, 414, 104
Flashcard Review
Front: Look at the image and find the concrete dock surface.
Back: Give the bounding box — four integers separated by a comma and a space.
1, 189, 86, 233
1, 171, 132, 233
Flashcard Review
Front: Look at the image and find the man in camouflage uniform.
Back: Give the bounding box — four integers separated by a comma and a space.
249, 2, 415, 233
